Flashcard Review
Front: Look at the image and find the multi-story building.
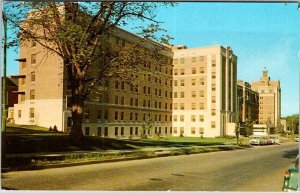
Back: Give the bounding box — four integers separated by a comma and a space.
251, 68, 281, 126
12, 25, 173, 138
237, 80, 259, 123
171, 45, 238, 137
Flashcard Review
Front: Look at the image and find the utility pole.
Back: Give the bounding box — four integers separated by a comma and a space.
1, 10, 7, 160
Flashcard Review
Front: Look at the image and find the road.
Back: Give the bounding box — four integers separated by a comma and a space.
2, 142, 298, 191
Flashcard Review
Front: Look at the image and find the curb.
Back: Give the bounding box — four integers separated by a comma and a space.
2, 145, 251, 172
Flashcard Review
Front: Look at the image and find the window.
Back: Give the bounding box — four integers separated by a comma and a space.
135, 85, 139, 93
130, 98, 133, 106
191, 127, 196, 134
104, 127, 108, 136
165, 103, 168, 109
143, 86, 146, 94
212, 84, 216, 91
121, 127, 124, 135
191, 91, 196, 98
212, 72, 216, 79
115, 81, 119, 89
191, 115, 196, 122
174, 103, 178, 110
200, 67, 204, 74
199, 127, 204, 134
21, 78, 26, 85
104, 110, 108, 120
200, 103, 204, 109
180, 69, 185, 75
135, 113, 138, 120
174, 69, 178, 75
165, 127, 168, 134
18, 110, 21, 118
21, 62, 26, 69
85, 127, 90, 135
170, 127, 172, 134
180, 92, 185, 98
158, 89, 161, 96
32, 40, 37, 47
97, 110, 102, 121
180, 80, 184, 86
180, 103, 184, 110
200, 78, 205, 85
115, 95, 119, 104
115, 111, 118, 120
148, 87, 151, 94
174, 115, 177, 122
174, 92, 177, 98
121, 81, 125, 90
192, 68, 196, 74
31, 72, 36, 82
20, 95, 25, 102
148, 100, 151, 108
130, 127, 133, 135
212, 96, 216, 103
30, 89, 35, 100
165, 91, 168, 98
173, 127, 177, 134
143, 100, 146, 107
159, 114, 161, 121
159, 127, 161, 134
173, 59, 178, 64
211, 121, 216, 128
170, 104, 172, 110
97, 127, 102, 136
135, 127, 138, 135
115, 127, 118, 136
120, 112, 124, 120
85, 109, 90, 120
192, 57, 196, 63
31, 54, 37, 64
29, 108, 34, 118
130, 112, 133, 120
199, 56, 205, 62
180, 115, 184, 122
199, 115, 204, 122
174, 80, 178, 86
180, 58, 185, 64
191, 79, 196, 86
159, 102, 161, 109
211, 109, 216, 116
191, 103, 196, 110
165, 115, 168, 121
200, 90, 204, 97
180, 127, 184, 134
121, 96, 124, 105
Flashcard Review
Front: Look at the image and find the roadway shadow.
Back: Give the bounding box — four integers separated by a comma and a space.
282, 149, 299, 159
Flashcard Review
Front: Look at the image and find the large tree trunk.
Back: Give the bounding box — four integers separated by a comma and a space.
70, 93, 85, 145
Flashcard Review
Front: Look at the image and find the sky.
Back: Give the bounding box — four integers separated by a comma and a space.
4, 2, 300, 117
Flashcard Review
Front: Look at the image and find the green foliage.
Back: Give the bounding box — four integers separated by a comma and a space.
283, 114, 299, 134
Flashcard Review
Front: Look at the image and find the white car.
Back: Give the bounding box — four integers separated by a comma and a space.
249, 137, 261, 145
294, 138, 299, 142
270, 136, 280, 145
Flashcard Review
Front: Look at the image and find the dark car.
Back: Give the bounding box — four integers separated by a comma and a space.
282, 156, 299, 191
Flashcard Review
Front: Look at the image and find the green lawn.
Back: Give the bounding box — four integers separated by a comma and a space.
4, 124, 238, 154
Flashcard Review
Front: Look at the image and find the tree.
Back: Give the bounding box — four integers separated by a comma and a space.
284, 114, 299, 134
140, 118, 152, 139
4, 2, 175, 143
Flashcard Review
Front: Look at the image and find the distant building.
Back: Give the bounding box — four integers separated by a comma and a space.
237, 80, 259, 123
171, 45, 238, 137
251, 68, 281, 127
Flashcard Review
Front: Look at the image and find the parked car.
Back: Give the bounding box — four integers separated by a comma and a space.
249, 137, 260, 145
270, 136, 280, 145
294, 138, 299, 142
263, 136, 273, 145
283, 156, 299, 191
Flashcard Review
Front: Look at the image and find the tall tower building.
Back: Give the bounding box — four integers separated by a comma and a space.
171, 45, 238, 137
251, 68, 281, 126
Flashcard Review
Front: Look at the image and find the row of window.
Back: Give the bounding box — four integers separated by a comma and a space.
85, 126, 173, 136
174, 91, 206, 98
173, 56, 213, 65
172, 127, 206, 134
173, 66, 216, 75
174, 79, 206, 86
173, 115, 205, 122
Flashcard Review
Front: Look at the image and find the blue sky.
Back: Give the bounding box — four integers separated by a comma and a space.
5, 2, 300, 116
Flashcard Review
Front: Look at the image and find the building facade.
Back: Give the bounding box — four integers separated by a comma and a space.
171, 45, 238, 137
237, 80, 259, 123
251, 68, 281, 127
13, 25, 173, 138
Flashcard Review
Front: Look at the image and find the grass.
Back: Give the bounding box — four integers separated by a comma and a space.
2, 124, 250, 171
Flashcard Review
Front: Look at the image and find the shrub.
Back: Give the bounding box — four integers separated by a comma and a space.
49, 126, 53, 132
179, 133, 184, 137
53, 125, 58, 132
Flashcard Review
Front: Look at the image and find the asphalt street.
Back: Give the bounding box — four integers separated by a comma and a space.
2, 142, 298, 191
